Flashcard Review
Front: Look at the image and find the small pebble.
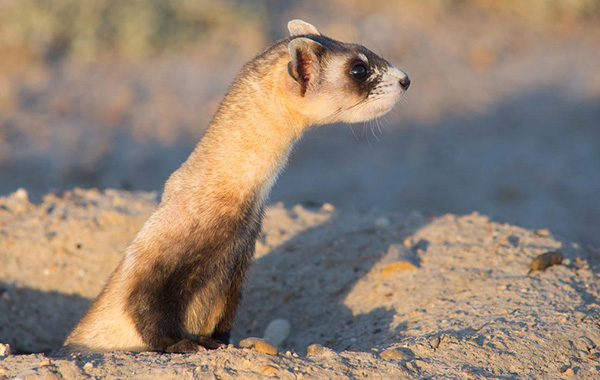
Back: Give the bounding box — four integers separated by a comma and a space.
38, 359, 51, 367
255, 340, 278, 355
380, 244, 420, 276
83, 362, 93, 369
321, 203, 335, 212
381, 261, 418, 275
383, 244, 419, 263
564, 368, 575, 375
429, 335, 441, 350
13, 188, 29, 201
238, 337, 261, 348
0, 343, 10, 356
535, 229, 551, 237
380, 349, 409, 361
306, 343, 326, 356
529, 251, 563, 274
574, 336, 595, 352
240, 336, 279, 354
261, 365, 279, 375
263, 318, 291, 346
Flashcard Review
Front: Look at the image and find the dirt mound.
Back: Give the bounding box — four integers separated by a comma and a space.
1, 189, 599, 379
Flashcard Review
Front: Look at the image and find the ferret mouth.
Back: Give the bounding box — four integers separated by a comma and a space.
347, 92, 402, 122
371, 99, 400, 117
372, 88, 404, 110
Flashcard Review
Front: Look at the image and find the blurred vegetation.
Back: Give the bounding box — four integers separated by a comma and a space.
0, 0, 598, 65
338, 0, 600, 21
468, 0, 600, 19
0, 0, 265, 63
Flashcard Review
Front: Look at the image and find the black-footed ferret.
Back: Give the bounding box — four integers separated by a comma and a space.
61, 19, 410, 354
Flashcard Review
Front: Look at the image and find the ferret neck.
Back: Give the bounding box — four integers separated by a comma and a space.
166, 73, 306, 216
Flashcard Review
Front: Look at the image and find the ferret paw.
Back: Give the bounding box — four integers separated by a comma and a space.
196, 336, 227, 350
165, 339, 208, 353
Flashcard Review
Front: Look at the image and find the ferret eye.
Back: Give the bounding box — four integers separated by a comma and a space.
351, 64, 368, 80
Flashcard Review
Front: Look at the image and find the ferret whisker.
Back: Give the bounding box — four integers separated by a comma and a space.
370, 122, 380, 142
349, 124, 359, 140
376, 117, 384, 136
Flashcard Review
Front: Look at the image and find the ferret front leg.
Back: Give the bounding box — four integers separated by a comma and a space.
165, 339, 207, 353
164, 337, 225, 353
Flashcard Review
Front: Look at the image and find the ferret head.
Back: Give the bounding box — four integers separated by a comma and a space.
285, 20, 410, 125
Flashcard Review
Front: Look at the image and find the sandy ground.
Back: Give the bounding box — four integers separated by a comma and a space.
1, 188, 600, 379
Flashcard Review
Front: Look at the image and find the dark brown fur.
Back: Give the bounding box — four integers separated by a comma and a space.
127, 198, 263, 351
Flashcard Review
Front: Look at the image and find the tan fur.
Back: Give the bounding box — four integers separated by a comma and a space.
61, 20, 409, 355
65, 272, 146, 353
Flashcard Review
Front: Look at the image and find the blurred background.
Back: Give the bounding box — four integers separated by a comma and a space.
0, 0, 599, 245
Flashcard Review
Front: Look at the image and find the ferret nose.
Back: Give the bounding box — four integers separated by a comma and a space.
399, 75, 411, 90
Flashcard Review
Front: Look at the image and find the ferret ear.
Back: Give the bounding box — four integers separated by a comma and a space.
287, 37, 324, 96
287, 20, 320, 36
